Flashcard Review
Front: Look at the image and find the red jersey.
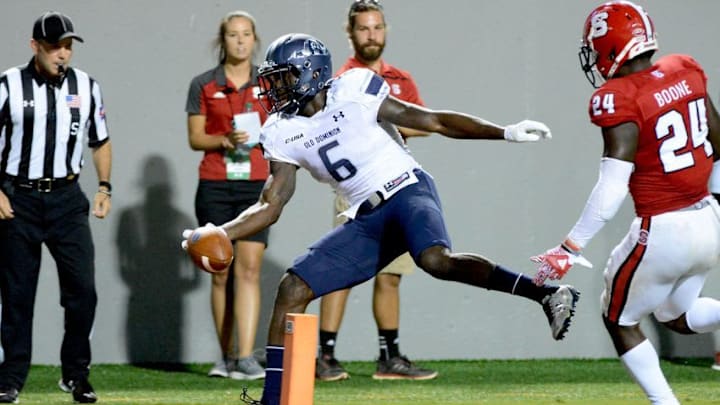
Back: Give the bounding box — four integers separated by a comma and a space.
186, 65, 269, 181
336, 57, 424, 106
589, 54, 713, 216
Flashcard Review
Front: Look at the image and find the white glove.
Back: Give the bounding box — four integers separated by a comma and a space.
530, 239, 592, 286
181, 223, 225, 250
503, 120, 552, 142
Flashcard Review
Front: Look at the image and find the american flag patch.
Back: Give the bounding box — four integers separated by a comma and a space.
66, 94, 81, 108
99, 105, 106, 119
383, 171, 410, 192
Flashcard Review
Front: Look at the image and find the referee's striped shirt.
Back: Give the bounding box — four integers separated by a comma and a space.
0, 57, 109, 180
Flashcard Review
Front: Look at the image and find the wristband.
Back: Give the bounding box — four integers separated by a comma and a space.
97, 189, 112, 197
99, 181, 112, 192
561, 238, 581, 253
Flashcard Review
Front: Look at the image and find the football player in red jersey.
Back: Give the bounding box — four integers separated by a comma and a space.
531, 1, 720, 403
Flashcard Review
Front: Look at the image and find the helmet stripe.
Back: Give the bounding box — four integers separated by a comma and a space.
623, 0, 654, 40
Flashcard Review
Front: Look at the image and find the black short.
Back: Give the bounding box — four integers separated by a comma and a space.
195, 179, 269, 245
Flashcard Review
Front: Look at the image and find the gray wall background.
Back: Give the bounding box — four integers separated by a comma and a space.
2, 0, 720, 365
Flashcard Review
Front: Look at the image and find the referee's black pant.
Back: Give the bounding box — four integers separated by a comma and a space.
0, 181, 96, 390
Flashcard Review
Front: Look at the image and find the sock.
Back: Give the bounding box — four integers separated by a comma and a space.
685, 297, 720, 333
260, 346, 284, 405
319, 330, 338, 357
487, 265, 551, 303
620, 339, 678, 405
378, 329, 399, 361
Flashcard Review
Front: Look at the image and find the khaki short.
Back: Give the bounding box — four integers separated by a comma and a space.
380, 252, 415, 275
333, 194, 416, 275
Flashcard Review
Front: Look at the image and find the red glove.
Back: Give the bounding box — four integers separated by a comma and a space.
530, 239, 593, 286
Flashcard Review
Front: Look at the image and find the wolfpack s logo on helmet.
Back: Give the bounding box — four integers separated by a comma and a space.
258, 33, 332, 115
578, 1, 658, 87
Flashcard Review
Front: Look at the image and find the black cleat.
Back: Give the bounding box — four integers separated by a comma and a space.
316, 354, 350, 381
0, 387, 18, 404
59, 378, 97, 403
372, 355, 438, 380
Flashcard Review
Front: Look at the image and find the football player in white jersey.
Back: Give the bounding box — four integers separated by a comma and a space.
182, 33, 579, 405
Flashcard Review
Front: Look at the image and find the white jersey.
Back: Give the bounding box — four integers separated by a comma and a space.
260, 68, 421, 218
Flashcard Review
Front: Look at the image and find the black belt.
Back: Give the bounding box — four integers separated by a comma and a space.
358, 191, 384, 213
358, 170, 420, 214
4, 174, 78, 192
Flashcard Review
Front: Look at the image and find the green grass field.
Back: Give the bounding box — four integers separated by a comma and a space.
14, 358, 720, 404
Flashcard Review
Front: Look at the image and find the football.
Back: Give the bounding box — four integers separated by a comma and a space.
186, 226, 233, 273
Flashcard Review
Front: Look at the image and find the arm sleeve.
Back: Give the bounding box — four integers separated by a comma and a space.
589, 83, 640, 129
567, 157, 634, 248
87, 79, 110, 147
0, 77, 8, 134
259, 118, 301, 167
186, 76, 204, 115
709, 160, 720, 194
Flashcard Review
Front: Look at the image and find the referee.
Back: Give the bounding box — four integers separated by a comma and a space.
0, 11, 112, 404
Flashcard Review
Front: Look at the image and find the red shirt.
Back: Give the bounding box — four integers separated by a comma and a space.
589, 54, 712, 216
186, 65, 269, 181
336, 57, 424, 106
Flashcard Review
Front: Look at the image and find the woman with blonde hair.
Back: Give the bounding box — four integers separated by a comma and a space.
184, 10, 269, 380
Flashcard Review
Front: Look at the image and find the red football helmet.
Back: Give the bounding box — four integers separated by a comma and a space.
579, 1, 658, 87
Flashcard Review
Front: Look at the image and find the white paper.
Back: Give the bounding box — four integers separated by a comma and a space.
232, 112, 262, 148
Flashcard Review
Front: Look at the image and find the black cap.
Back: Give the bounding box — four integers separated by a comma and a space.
32, 12, 84, 44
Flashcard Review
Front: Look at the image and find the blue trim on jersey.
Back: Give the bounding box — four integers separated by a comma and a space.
365, 74, 384, 96
288, 169, 451, 297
